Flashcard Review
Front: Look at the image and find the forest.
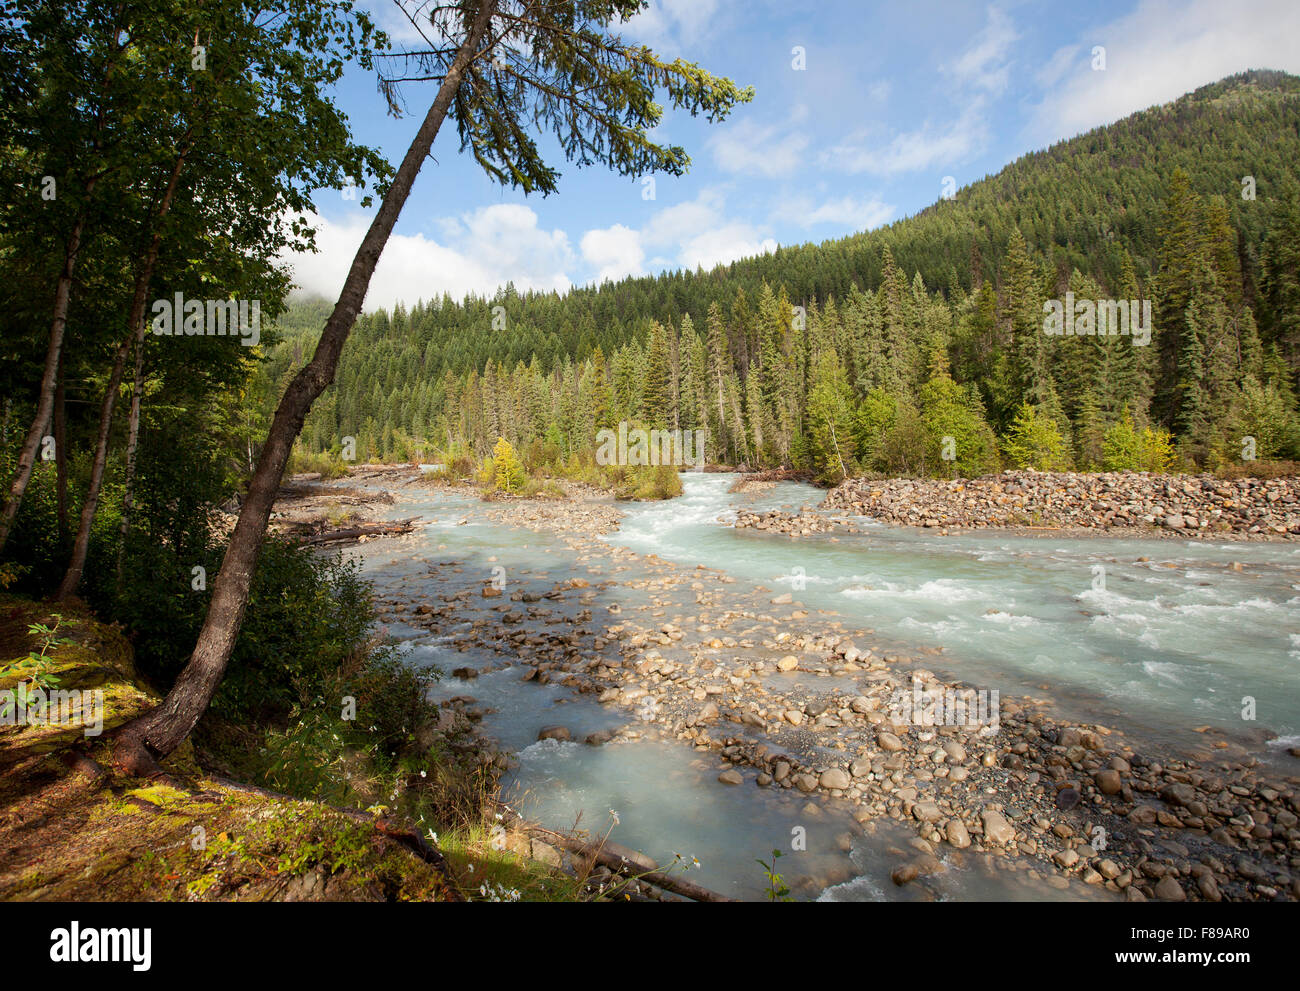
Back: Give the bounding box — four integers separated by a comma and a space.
264, 70, 1300, 485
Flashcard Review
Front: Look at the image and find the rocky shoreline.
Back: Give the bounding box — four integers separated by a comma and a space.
362, 482, 1300, 902
824, 470, 1300, 539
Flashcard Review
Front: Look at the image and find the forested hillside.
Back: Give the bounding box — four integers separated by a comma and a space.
264, 70, 1300, 481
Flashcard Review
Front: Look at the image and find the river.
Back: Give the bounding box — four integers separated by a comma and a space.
342, 472, 1299, 900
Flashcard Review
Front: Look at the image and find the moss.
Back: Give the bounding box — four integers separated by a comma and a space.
0, 596, 461, 902
126, 785, 191, 808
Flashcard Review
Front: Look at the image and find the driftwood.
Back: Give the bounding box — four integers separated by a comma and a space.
300, 517, 419, 545
493, 802, 732, 902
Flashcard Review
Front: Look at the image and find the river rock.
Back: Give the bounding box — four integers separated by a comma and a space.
891, 862, 919, 886
820, 768, 852, 790
878, 731, 904, 752
1160, 782, 1196, 807
981, 809, 1016, 846
913, 801, 942, 823
1094, 769, 1123, 795
945, 819, 971, 848
1154, 876, 1187, 901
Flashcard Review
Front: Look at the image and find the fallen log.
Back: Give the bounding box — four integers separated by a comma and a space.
493, 802, 732, 902
300, 517, 420, 545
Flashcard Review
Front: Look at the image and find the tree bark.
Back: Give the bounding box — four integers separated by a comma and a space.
59, 139, 191, 600
56, 329, 133, 600
114, 330, 146, 595
0, 212, 90, 555
54, 353, 69, 549
113, 0, 498, 767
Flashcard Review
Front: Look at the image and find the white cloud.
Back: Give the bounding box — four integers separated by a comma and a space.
577, 187, 779, 282
819, 101, 987, 176
643, 187, 777, 271
944, 4, 1019, 95
817, 9, 1011, 178
678, 223, 778, 271
775, 194, 896, 231
1028, 0, 1300, 144
368, 0, 442, 47
581, 224, 645, 283
619, 0, 722, 49
709, 106, 811, 178
282, 203, 573, 311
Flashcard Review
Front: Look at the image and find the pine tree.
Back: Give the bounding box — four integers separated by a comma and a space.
804, 349, 855, 483
642, 320, 672, 426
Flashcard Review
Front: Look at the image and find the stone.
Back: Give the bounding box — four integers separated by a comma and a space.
530, 840, 562, 868
820, 768, 852, 790
1094, 769, 1122, 795
981, 809, 1016, 846
776, 655, 799, 672
537, 725, 571, 742
912, 801, 943, 823
878, 731, 904, 752
891, 862, 919, 886
1154, 876, 1186, 901
717, 770, 743, 786
945, 819, 971, 849
1196, 873, 1222, 902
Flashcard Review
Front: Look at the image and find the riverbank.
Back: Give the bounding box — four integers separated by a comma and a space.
371, 480, 1300, 901
824, 470, 1300, 539
0, 596, 679, 902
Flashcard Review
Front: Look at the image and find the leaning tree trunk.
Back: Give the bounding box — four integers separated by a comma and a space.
113, 1, 498, 768
0, 212, 90, 554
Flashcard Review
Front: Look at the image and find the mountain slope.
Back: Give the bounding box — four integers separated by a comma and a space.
261, 70, 1300, 475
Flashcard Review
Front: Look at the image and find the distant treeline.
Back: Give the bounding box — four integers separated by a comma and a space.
260, 70, 1300, 482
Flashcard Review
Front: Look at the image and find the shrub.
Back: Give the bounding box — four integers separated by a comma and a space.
1002, 403, 1072, 471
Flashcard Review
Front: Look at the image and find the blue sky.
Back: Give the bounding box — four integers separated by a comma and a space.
283, 0, 1300, 310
